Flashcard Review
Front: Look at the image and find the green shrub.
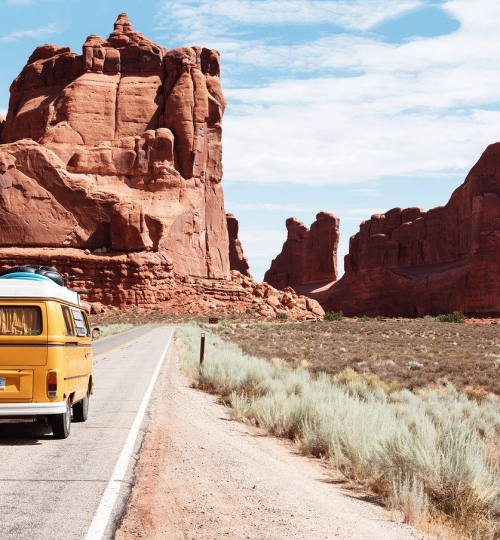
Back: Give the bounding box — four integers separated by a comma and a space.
324, 310, 343, 321
357, 315, 372, 322
276, 312, 288, 320
436, 312, 466, 323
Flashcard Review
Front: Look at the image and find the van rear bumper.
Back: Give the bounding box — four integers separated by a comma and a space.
0, 402, 67, 416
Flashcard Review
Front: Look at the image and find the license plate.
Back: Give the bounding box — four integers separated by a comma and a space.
0, 378, 5, 391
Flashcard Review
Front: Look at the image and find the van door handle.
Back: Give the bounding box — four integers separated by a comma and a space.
65, 341, 78, 346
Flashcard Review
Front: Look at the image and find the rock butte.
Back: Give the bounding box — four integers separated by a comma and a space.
226, 213, 251, 277
0, 14, 324, 319
325, 144, 500, 317
264, 212, 340, 290
1, 13, 227, 278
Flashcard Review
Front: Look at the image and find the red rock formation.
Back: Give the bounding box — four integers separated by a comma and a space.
326, 144, 500, 317
0, 248, 324, 319
0, 14, 229, 281
264, 212, 340, 289
226, 213, 251, 277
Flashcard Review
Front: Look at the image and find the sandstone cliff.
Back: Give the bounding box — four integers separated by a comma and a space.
227, 213, 251, 277
325, 144, 500, 317
0, 13, 229, 279
0, 14, 325, 320
264, 212, 339, 290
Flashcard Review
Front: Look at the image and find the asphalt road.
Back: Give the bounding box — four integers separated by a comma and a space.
0, 324, 175, 540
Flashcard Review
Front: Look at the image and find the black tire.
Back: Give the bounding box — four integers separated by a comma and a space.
50, 399, 71, 439
73, 391, 89, 423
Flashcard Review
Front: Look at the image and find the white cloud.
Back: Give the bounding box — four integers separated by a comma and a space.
215, 0, 500, 185
157, 0, 500, 187
157, 0, 421, 42
0, 23, 60, 43
0, 109, 7, 119
227, 203, 317, 212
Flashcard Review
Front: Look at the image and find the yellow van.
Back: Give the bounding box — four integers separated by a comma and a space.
0, 269, 93, 439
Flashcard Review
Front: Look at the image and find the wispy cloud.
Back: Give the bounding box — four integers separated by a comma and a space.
227, 203, 316, 213
156, 0, 500, 187
0, 22, 60, 43
157, 0, 421, 42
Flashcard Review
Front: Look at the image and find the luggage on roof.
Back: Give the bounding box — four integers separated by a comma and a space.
0, 265, 64, 286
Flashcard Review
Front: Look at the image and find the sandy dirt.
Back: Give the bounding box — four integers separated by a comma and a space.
115, 346, 427, 540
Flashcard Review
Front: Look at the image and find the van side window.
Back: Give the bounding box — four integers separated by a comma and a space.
61, 305, 75, 336
0, 306, 42, 336
71, 309, 90, 338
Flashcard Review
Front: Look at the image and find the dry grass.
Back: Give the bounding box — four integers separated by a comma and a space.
176, 325, 500, 539
207, 319, 500, 396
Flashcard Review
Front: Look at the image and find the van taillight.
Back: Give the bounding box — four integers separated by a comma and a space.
47, 370, 58, 398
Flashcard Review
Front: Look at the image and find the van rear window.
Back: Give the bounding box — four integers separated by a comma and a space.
0, 307, 42, 336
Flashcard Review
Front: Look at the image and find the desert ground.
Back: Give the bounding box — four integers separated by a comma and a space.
114, 343, 426, 540
94, 312, 500, 396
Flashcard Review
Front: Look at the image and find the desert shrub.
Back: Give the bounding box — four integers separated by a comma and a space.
357, 315, 373, 322
387, 473, 429, 524
176, 326, 500, 535
334, 368, 393, 394
99, 323, 135, 337
252, 322, 272, 329
407, 360, 423, 371
276, 312, 288, 320
436, 312, 466, 323
324, 310, 343, 321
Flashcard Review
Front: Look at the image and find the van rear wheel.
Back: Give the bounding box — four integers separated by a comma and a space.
73, 391, 89, 423
50, 399, 71, 439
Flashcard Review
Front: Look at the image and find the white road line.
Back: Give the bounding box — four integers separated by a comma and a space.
84, 328, 174, 540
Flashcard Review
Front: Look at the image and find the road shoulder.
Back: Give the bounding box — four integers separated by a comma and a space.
115, 345, 426, 540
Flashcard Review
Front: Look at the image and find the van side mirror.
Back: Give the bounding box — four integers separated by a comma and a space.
91, 327, 100, 340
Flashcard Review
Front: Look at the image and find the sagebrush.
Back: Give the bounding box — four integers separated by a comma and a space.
176, 325, 500, 537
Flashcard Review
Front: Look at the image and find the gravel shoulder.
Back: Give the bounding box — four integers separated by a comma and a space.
115, 345, 427, 540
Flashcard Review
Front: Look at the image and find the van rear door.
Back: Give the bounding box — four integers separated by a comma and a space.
0, 304, 48, 367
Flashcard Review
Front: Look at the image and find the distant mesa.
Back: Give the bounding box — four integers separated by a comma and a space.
264, 212, 339, 290
325, 143, 500, 317
264, 146, 500, 318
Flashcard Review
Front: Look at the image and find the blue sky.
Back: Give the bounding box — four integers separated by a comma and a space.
1, 0, 500, 281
